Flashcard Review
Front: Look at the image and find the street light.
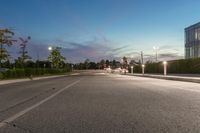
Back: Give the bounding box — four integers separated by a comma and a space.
153, 46, 159, 62
71, 64, 74, 72
131, 66, 134, 74
48, 46, 53, 68
142, 64, 145, 75
163, 61, 167, 76
48, 46, 52, 51
120, 58, 123, 68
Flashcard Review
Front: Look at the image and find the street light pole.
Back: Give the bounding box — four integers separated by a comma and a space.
131, 66, 133, 74
72, 64, 74, 72
48, 46, 53, 68
163, 61, 167, 76
156, 50, 157, 62
141, 51, 143, 64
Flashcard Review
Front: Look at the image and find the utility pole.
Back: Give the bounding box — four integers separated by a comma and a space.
141, 51, 144, 64
156, 50, 158, 62
153, 46, 159, 62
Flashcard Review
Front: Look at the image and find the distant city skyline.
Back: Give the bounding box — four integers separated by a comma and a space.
1, 0, 200, 63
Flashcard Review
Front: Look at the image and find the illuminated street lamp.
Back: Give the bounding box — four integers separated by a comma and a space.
72, 64, 74, 72
131, 66, 134, 74
48, 46, 52, 51
163, 61, 167, 76
142, 64, 145, 75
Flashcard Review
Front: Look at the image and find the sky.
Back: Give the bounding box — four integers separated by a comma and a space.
1, 0, 200, 63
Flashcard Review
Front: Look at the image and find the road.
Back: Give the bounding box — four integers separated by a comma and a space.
1, 71, 200, 133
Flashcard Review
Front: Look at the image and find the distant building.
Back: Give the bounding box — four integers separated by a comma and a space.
185, 22, 200, 59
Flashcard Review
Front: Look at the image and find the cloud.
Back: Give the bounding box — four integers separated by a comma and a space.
111, 45, 129, 52
50, 37, 118, 63
6, 36, 184, 63
158, 44, 183, 53
159, 52, 183, 59
159, 45, 173, 50
7, 36, 122, 63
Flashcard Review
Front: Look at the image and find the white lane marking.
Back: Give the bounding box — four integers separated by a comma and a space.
0, 79, 81, 128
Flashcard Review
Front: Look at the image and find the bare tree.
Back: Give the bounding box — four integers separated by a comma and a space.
18, 36, 31, 67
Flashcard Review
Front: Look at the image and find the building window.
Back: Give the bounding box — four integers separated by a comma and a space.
197, 28, 200, 40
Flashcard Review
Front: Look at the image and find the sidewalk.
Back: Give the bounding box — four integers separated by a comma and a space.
126, 73, 200, 83
0, 75, 67, 85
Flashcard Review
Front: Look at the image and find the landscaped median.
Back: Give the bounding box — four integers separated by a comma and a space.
0, 68, 71, 80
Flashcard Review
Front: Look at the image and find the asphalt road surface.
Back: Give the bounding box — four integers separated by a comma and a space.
1, 71, 200, 133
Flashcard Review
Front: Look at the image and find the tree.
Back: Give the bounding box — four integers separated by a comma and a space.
112, 60, 117, 69
84, 59, 90, 69
14, 57, 23, 68
88, 62, 96, 69
105, 60, 110, 67
100, 59, 105, 69
18, 36, 31, 67
2, 60, 11, 68
0, 28, 16, 67
122, 56, 128, 68
26, 60, 35, 68
48, 47, 65, 68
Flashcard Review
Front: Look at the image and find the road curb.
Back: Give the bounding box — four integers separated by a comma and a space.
126, 73, 200, 84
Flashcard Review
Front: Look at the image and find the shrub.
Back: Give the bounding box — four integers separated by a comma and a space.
0, 68, 70, 79
131, 58, 200, 74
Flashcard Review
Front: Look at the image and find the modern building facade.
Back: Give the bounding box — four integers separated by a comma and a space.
185, 22, 200, 59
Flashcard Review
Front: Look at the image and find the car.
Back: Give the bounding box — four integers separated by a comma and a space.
121, 69, 128, 74
113, 68, 121, 73
104, 67, 112, 73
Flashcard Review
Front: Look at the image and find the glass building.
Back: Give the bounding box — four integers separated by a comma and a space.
185, 22, 200, 59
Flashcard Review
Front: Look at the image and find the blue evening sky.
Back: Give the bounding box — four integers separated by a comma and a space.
0, 0, 200, 62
